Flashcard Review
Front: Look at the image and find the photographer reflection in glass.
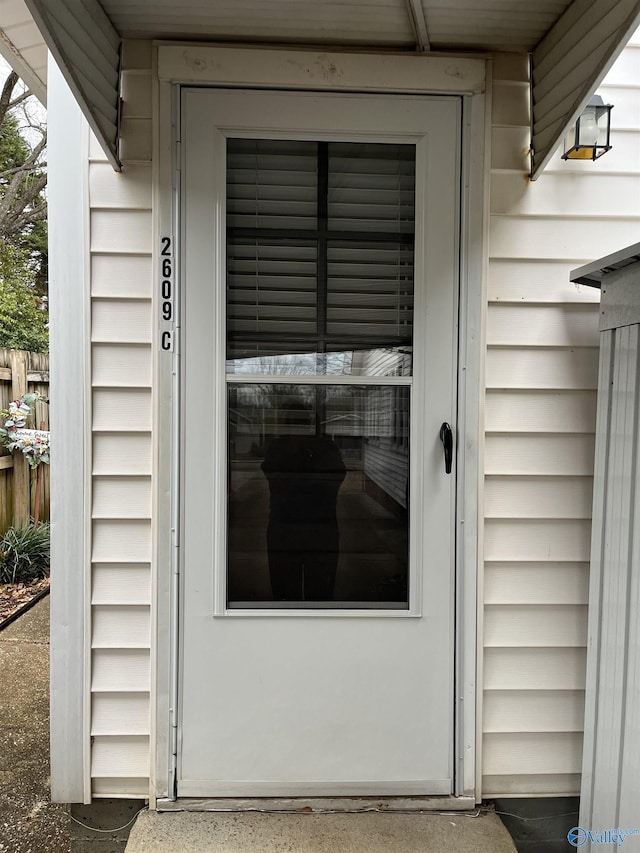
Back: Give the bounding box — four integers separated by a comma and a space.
261, 401, 346, 602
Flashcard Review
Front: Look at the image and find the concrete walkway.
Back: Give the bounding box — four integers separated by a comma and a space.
126, 810, 517, 853
0, 597, 69, 853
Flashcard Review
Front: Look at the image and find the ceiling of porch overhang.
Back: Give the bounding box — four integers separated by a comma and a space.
101, 0, 573, 53
9, 0, 640, 174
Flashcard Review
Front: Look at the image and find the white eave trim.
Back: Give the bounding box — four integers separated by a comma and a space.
24, 0, 122, 170
530, 0, 640, 180
0, 27, 46, 105
571, 243, 640, 288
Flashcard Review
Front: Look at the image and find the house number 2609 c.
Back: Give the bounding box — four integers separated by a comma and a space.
160, 236, 174, 351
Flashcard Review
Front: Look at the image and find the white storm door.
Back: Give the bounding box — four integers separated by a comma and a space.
179, 89, 460, 797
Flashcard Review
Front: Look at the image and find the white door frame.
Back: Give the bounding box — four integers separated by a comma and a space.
152, 44, 487, 807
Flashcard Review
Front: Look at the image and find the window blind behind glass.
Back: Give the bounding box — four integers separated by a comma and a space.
226, 139, 415, 360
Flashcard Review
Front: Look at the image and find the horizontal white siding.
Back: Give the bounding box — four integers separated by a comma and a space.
93, 434, 152, 475
485, 391, 597, 433
92, 606, 151, 648
484, 605, 588, 647
484, 477, 593, 518
484, 648, 587, 691
91, 302, 153, 344
92, 344, 153, 387
92, 565, 151, 605
92, 778, 150, 798
482, 773, 582, 797
486, 348, 599, 389
92, 521, 152, 563
91, 255, 153, 299
484, 691, 585, 733
92, 693, 150, 736
485, 434, 596, 476
88, 39, 153, 798
90, 211, 152, 254
487, 304, 599, 346
93, 477, 152, 518
484, 520, 592, 562
485, 563, 589, 605
91, 736, 150, 777
482, 32, 640, 797
92, 389, 152, 431
92, 649, 151, 692
483, 732, 583, 775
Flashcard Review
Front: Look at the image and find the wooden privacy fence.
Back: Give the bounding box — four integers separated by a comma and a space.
0, 349, 50, 534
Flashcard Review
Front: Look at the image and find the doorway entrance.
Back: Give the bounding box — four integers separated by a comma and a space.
178, 89, 460, 796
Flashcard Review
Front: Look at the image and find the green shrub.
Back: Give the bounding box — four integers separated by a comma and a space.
0, 522, 50, 584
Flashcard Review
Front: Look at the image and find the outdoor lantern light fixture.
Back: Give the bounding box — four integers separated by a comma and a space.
562, 95, 613, 161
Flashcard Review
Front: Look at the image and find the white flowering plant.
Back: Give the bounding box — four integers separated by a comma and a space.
0, 392, 50, 469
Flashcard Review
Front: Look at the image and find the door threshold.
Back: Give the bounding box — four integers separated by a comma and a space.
156, 795, 477, 813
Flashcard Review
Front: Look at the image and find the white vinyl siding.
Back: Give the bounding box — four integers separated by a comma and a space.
88, 39, 153, 797
73, 30, 640, 800
92, 693, 150, 736
482, 33, 640, 797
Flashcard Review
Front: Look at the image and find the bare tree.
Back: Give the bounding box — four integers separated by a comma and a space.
0, 70, 47, 242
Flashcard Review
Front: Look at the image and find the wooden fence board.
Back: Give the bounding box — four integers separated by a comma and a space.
0, 349, 50, 534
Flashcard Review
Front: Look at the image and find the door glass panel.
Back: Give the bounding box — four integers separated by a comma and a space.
226, 139, 415, 376
225, 138, 414, 609
227, 384, 409, 608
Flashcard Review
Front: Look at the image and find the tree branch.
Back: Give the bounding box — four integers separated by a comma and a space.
0, 172, 48, 238
0, 69, 48, 268
10, 202, 48, 234
0, 162, 47, 179
9, 90, 32, 110
0, 72, 18, 129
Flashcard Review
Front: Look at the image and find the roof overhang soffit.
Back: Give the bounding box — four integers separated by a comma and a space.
530, 0, 640, 179
25, 0, 121, 170
0, 12, 46, 105
14, 0, 640, 176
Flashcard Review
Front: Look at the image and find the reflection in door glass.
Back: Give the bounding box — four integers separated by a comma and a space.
227, 384, 409, 609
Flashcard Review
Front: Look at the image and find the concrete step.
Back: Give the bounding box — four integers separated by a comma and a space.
126, 810, 517, 853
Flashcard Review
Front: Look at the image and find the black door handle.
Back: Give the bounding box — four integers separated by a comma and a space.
439, 422, 453, 474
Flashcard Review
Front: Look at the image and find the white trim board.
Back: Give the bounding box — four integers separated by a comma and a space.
157, 44, 486, 95
48, 56, 91, 804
